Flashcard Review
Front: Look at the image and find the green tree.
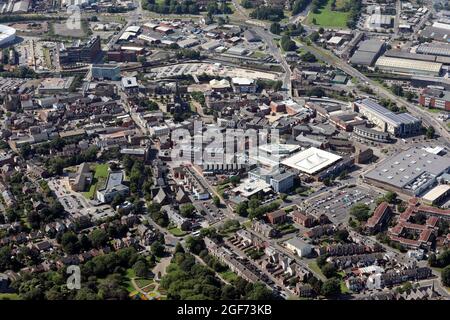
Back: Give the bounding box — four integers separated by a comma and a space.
426, 126, 435, 139
180, 203, 196, 218
89, 229, 108, 248
61, 232, 80, 254
213, 195, 220, 206
321, 278, 341, 297
321, 263, 337, 278
151, 241, 165, 257
350, 203, 371, 222
133, 260, 150, 278
270, 22, 281, 35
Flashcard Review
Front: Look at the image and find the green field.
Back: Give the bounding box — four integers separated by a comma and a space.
83, 163, 109, 199
219, 270, 239, 283
308, 261, 325, 278
168, 227, 187, 237
306, 0, 350, 28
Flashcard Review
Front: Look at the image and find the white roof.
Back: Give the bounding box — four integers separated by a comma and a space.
119, 32, 135, 41
125, 25, 140, 34
231, 77, 254, 86
422, 184, 450, 202
327, 36, 343, 45
375, 56, 442, 73
121, 77, 138, 88
281, 147, 342, 175
422, 146, 444, 155
232, 177, 271, 198
209, 79, 230, 89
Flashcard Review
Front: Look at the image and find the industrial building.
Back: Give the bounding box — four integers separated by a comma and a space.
364, 147, 450, 196
375, 56, 442, 76
350, 39, 386, 66
353, 98, 421, 137
353, 125, 391, 143
416, 43, 450, 58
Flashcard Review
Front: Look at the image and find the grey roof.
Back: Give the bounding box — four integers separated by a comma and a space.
385, 50, 437, 62
417, 43, 450, 57
365, 147, 450, 189
356, 98, 420, 127
419, 26, 450, 42
243, 30, 261, 42
99, 171, 127, 193
272, 171, 295, 182
350, 51, 378, 66
357, 39, 385, 53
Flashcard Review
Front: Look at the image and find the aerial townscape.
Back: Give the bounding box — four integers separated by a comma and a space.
0, 0, 450, 303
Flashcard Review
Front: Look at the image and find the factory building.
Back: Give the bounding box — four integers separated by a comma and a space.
353, 99, 421, 137
375, 56, 442, 76
350, 39, 386, 67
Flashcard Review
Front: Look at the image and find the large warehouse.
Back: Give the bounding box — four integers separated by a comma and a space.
375, 56, 442, 76
364, 147, 450, 196
350, 39, 385, 66
0, 24, 16, 46
353, 98, 421, 137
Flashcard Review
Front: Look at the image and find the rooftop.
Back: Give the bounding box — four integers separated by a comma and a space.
281, 147, 342, 175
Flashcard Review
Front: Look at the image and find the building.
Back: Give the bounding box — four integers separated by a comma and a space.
243, 29, 261, 42
375, 56, 442, 76
292, 210, 316, 228
70, 162, 92, 192
419, 87, 450, 111
364, 147, 450, 196
365, 202, 391, 234
353, 99, 421, 137
92, 64, 121, 81
285, 237, 313, 257
281, 147, 343, 177
37, 77, 75, 94
231, 78, 256, 94
121, 77, 139, 93
266, 210, 287, 225
96, 171, 129, 203
350, 39, 385, 66
422, 184, 450, 205
251, 220, 278, 238
353, 125, 391, 143
270, 171, 295, 193
0, 24, 16, 46
59, 36, 101, 65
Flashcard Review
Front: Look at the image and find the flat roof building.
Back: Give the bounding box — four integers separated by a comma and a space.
353, 98, 421, 137
364, 147, 450, 196
281, 147, 342, 175
375, 56, 442, 76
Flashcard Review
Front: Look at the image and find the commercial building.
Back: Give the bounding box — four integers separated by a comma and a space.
92, 64, 121, 81
0, 24, 16, 46
419, 87, 450, 111
353, 125, 390, 143
281, 147, 342, 176
96, 171, 129, 203
59, 36, 101, 65
270, 171, 295, 193
353, 98, 421, 137
364, 147, 450, 196
375, 56, 442, 76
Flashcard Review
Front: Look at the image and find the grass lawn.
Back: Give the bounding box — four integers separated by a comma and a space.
219, 270, 239, 283
124, 268, 136, 293
83, 163, 109, 199
168, 227, 187, 237
0, 293, 21, 300
340, 280, 350, 293
306, 0, 350, 28
308, 261, 325, 278
135, 278, 153, 289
